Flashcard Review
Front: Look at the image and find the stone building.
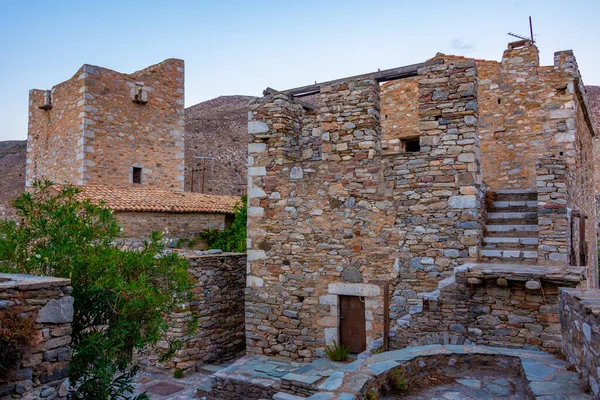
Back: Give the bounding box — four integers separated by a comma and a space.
245, 41, 599, 361
26, 60, 241, 241
27, 59, 186, 190
74, 185, 239, 241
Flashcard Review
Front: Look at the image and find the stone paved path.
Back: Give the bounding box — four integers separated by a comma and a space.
133, 368, 212, 399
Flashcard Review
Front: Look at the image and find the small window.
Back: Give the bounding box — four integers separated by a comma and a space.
403, 138, 421, 153
132, 167, 142, 184
497, 98, 502, 104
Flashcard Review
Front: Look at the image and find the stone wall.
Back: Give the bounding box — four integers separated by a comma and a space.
379, 77, 419, 153
245, 58, 484, 360
27, 59, 185, 191
116, 211, 229, 242
560, 288, 600, 397
392, 263, 584, 353
138, 253, 246, 370
0, 274, 73, 399
536, 157, 569, 265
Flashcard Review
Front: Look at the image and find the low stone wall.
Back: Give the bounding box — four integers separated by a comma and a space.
392, 263, 585, 353
117, 211, 229, 242
138, 252, 246, 370
560, 288, 600, 397
0, 273, 73, 399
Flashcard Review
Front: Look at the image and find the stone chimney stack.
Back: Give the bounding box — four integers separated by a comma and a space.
501, 40, 540, 71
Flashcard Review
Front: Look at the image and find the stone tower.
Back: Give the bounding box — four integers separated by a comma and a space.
26, 59, 185, 191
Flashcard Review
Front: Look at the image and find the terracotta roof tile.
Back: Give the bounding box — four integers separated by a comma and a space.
74, 185, 240, 214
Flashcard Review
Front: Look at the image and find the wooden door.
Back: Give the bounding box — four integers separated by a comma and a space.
339, 295, 366, 353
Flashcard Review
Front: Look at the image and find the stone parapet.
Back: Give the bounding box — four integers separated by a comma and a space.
0, 273, 73, 399
392, 263, 584, 353
137, 252, 246, 370
536, 156, 569, 265
560, 288, 600, 397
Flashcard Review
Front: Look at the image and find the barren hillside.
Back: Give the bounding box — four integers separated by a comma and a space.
0, 140, 26, 218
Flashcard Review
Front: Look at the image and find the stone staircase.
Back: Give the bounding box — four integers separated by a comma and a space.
481, 189, 539, 264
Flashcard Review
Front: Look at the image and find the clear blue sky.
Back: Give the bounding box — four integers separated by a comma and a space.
1, 0, 599, 141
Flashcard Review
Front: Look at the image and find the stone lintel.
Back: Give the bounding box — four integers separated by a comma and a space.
328, 283, 381, 297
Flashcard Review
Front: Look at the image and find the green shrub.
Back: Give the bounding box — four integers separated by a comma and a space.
0, 181, 193, 400
173, 368, 184, 379
0, 306, 35, 377
365, 388, 379, 400
200, 196, 246, 253
324, 341, 350, 362
388, 368, 407, 394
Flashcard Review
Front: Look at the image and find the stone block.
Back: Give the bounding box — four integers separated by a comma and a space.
36, 296, 74, 324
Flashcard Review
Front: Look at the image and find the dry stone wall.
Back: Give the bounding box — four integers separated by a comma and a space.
379, 77, 420, 153
138, 253, 246, 370
245, 58, 484, 360
560, 288, 600, 397
116, 211, 228, 242
392, 263, 584, 353
0, 274, 73, 399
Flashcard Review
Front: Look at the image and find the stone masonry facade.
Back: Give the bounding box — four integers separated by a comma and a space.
0, 274, 73, 399
560, 288, 600, 397
27, 59, 185, 190
245, 42, 598, 361
138, 253, 246, 371
116, 211, 230, 242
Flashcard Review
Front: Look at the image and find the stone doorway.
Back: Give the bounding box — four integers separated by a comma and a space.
321, 282, 387, 352
339, 295, 366, 353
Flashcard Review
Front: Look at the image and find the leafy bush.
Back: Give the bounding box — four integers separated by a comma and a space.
173, 368, 184, 379
200, 195, 246, 253
324, 341, 350, 362
0, 306, 35, 377
0, 181, 193, 400
388, 368, 407, 394
365, 388, 379, 400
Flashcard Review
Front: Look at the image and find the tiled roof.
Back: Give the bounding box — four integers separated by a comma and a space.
74, 185, 240, 214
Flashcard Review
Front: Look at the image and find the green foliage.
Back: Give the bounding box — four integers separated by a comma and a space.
200, 195, 247, 253
388, 368, 407, 394
173, 368, 184, 379
0, 306, 35, 377
0, 181, 193, 400
324, 341, 350, 362
373, 347, 386, 354
365, 388, 379, 400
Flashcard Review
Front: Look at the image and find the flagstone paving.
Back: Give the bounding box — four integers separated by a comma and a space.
132, 344, 594, 399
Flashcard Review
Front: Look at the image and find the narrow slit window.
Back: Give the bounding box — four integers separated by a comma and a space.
132, 167, 142, 184
403, 138, 421, 153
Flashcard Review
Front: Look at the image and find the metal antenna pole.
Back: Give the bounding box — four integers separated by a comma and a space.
529, 16, 534, 43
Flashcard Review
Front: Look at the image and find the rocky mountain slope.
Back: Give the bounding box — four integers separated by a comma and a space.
0, 140, 26, 217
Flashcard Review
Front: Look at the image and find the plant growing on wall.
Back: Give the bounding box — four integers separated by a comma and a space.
0, 305, 35, 377
200, 195, 247, 253
0, 181, 193, 400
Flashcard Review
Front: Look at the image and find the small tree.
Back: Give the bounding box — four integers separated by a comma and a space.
0, 181, 192, 400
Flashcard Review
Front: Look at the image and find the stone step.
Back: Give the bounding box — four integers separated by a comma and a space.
481, 248, 538, 259
492, 200, 538, 209
487, 212, 538, 220
483, 237, 539, 246
273, 392, 308, 400
493, 190, 538, 202
486, 224, 539, 233
196, 381, 213, 395
197, 364, 227, 374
